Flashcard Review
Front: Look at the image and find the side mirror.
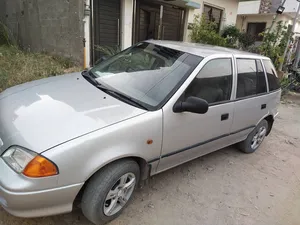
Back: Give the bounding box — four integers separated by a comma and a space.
95, 56, 108, 64
173, 96, 209, 114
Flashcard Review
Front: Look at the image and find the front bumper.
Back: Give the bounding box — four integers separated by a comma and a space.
0, 159, 83, 218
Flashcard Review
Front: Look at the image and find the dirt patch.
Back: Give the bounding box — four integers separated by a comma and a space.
1, 104, 300, 225
0, 45, 81, 93
282, 92, 300, 106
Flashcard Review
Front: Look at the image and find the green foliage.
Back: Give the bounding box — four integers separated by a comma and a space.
238, 33, 256, 50
222, 25, 256, 50
222, 25, 241, 47
189, 15, 226, 47
259, 21, 290, 69
280, 76, 294, 95
280, 76, 290, 87
189, 15, 256, 50
51, 55, 76, 68
246, 45, 260, 54
0, 21, 81, 93
0, 46, 80, 92
94, 45, 121, 56
0, 21, 17, 46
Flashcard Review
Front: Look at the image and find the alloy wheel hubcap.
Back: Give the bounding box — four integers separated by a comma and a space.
103, 172, 136, 216
251, 126, 267, 150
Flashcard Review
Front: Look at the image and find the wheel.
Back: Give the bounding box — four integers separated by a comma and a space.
238, 119, 268, 154
81, 159, 140, 225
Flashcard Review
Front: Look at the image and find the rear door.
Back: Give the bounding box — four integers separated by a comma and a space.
231, 58, 269, 141
262, 59, 281, 117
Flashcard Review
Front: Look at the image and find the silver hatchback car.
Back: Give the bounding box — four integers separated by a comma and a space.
0, 41, 281, 224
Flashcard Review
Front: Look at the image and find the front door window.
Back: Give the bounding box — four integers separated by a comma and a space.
184, 58, 233, 104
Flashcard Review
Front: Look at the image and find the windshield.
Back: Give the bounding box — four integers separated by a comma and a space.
90, 42, 203, 109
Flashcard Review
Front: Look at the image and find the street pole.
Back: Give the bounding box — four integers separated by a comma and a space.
279, 0, 300, 71
267, 0, 287, 34
293, 38, 300, 71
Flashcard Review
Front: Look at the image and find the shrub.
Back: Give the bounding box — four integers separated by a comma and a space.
190, 15, 226, 47
0, 21, 17, 46
0, 46, 80, 92
222, 25, 241, 47
238, 33, 256, 50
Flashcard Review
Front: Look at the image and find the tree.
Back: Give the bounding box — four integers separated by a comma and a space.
259, 21, 291, 69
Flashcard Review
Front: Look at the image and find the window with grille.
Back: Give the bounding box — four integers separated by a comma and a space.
203, 5, 223, 32
247, 23, 266, 41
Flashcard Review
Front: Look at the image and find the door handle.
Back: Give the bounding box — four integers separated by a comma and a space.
221, 113, 229, 121
261, 104, 267, 109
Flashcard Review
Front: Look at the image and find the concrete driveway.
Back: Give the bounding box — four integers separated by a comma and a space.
1, 103, 300, 225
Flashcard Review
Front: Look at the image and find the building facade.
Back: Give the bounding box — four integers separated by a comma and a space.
236, 0, 300, 43
1, 0, 239, 67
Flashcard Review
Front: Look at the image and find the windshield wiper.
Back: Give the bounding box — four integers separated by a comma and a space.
81, 70, 98, 86
96, 84, 148, 111
82, 70, 148, 110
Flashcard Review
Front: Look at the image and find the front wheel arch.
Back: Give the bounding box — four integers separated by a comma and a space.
74, 156, 149, 203
81, 159, 140, 224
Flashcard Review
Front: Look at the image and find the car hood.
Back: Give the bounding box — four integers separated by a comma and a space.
0, 72, 146, 153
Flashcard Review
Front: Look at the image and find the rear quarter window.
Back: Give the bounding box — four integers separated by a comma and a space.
263, 60, 280, 91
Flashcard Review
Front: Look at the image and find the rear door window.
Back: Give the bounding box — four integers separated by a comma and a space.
236, 59, 267, 98
263, 59, 280, 91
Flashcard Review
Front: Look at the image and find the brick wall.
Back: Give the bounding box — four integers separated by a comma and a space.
2, 0, 84, 64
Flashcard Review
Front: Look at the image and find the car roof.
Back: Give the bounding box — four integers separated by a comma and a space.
145, 40, 269, 60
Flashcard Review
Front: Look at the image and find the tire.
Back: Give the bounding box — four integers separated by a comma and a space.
81, 159, 140, 225
238, 119, 268, 154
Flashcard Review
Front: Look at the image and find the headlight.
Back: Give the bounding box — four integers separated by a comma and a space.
2, 146, 58, 177
2, 146, 36, 173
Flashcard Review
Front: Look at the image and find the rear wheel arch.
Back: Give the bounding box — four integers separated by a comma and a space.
256, 114, 274, 136
264, 115, 274, 136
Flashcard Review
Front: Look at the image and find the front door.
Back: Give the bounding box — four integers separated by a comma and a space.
157, 57, 235, 172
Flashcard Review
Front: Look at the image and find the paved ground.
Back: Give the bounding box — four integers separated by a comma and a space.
1, 102, 300, 225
